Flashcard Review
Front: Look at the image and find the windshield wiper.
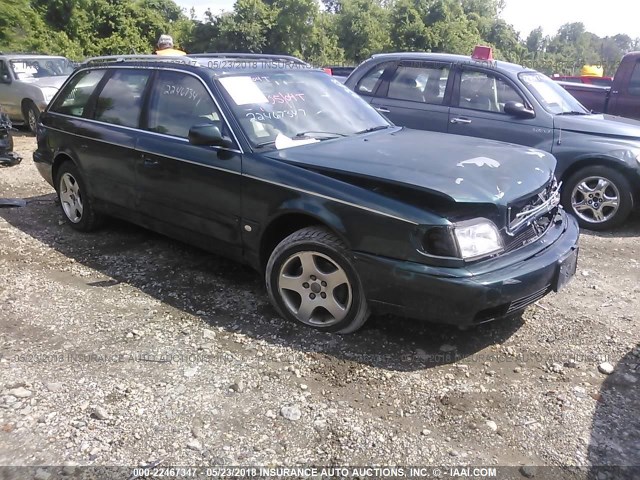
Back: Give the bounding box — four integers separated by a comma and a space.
294, 131, 347, 139
557, 111, 588, 116
355, 125, 392, 134
255, 140, 277, 148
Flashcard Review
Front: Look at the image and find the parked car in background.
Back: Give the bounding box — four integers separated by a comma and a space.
557, 52, 640, 121
0, 54, 75, 132
551, 75, 613, 87
33, 54, 578, 333
345, 47, 640, 230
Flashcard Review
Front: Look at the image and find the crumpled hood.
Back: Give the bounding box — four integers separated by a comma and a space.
554, 114, 640, 140
264, 128, 556, 205
20, 76, 69, 89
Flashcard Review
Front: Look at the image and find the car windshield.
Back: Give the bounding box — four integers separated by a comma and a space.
216, 71, 390, 149
520, 72, 590, 115
9, 57, 75, 80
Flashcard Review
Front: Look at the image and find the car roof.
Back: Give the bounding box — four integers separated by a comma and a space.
79, 54, 324, 76
367, 52, 534, 74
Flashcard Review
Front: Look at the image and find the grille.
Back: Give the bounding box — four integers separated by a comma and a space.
506, 284, 551, 314
503, 213, 553, 253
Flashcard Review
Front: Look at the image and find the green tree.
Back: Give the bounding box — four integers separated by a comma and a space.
336, 0, 390, 62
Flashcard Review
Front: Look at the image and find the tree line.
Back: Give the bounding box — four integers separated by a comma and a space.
1, 0, 638, 75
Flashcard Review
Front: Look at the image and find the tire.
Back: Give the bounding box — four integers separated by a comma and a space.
561, 166, 633, 231
265, 226, 370, 334
55, 161, 102, 232
22, 100, 40, 134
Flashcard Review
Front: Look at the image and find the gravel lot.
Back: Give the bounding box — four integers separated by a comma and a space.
1, 134, 639, 477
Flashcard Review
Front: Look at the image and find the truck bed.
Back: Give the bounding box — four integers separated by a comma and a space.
557, 81, 609, 113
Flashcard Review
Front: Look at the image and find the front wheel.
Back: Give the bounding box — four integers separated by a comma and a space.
23, 100, 40, 134
561, 166, 633, 231
265, 227, 370, 334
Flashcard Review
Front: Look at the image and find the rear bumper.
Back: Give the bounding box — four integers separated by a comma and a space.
33, 149, 54, 187
354, 210, 580, 325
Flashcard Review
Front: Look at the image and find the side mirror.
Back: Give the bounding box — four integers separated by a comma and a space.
504, 101, 535, 118
188, 124, 234, 149
0, 74, 11, 84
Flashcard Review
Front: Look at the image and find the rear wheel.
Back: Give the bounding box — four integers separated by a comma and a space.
55, 161, 102, 232
22, 100, 40, 134
266, 227, 369, 334
561, 166, 633, 230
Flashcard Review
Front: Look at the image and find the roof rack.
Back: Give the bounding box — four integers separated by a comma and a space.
81, 55, 200, 66
189, 53, 310, 65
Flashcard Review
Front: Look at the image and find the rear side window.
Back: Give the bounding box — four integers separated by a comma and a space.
388, 64, 450, 104
49, 69, 106, 117
94, 70, 150, 128
629, 61, 640, 96
146, 71, 223, 139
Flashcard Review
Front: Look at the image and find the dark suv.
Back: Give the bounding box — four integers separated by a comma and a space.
33, 54, 579, 333
345, 48, 640, 230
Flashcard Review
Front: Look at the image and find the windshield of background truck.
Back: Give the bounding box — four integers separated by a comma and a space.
9, 58, 75, 80
217, 71, 390, 149
520, 72, 590, 115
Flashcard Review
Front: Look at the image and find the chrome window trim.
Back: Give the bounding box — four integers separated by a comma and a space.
44, 121, 242, 155
47, 65, 244, 153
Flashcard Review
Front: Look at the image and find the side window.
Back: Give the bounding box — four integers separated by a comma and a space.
49, 69, 106, 117
147, 71, 226, 140
628, 61, 640, 96
94, 70, 150, 128
459, 70, 524, 113
355, 63, 390, 95
388, 64, 450, 105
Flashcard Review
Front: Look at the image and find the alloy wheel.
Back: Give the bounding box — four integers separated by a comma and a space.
59, 172, 84, 223
571, 175, 620, 224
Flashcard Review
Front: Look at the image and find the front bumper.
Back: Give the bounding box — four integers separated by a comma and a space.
354, 210, 580, 325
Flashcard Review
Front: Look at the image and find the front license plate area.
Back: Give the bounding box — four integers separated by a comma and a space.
554, 247, 579, 292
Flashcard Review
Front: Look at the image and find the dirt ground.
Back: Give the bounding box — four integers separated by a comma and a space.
1, 133, 639, 478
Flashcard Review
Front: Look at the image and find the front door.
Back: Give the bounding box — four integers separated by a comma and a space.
448, 68, 554, 152
136, 70, 244, 259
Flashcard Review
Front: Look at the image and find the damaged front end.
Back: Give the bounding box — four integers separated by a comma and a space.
503, 177, 562, 252
0, 110, 22, 167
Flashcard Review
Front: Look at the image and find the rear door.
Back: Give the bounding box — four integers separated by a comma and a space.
136, 69, 244, 259
46, 67, 150, 215
369, 61, 453, 133
448, 67, 554, 151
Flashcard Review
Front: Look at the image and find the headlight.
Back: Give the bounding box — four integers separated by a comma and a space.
453, 219, 503, 260
41, 87, 58, 103
419, 219, 503, 261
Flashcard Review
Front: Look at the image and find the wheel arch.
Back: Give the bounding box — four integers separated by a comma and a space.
51, 152, 77, 190
258, 211, 350, 272
559, 157, 638, 202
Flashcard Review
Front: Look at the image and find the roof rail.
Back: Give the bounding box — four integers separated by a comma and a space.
189, 53, 309, 65
81, 55, 200, 66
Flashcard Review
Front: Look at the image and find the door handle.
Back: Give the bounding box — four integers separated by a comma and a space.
375, 107, 390, 113
450, 117, 472, 124
142, 155, 159, 167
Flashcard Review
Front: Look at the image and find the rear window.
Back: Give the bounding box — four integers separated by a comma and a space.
49, 70, 106, 117
629, 61, 640, 96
